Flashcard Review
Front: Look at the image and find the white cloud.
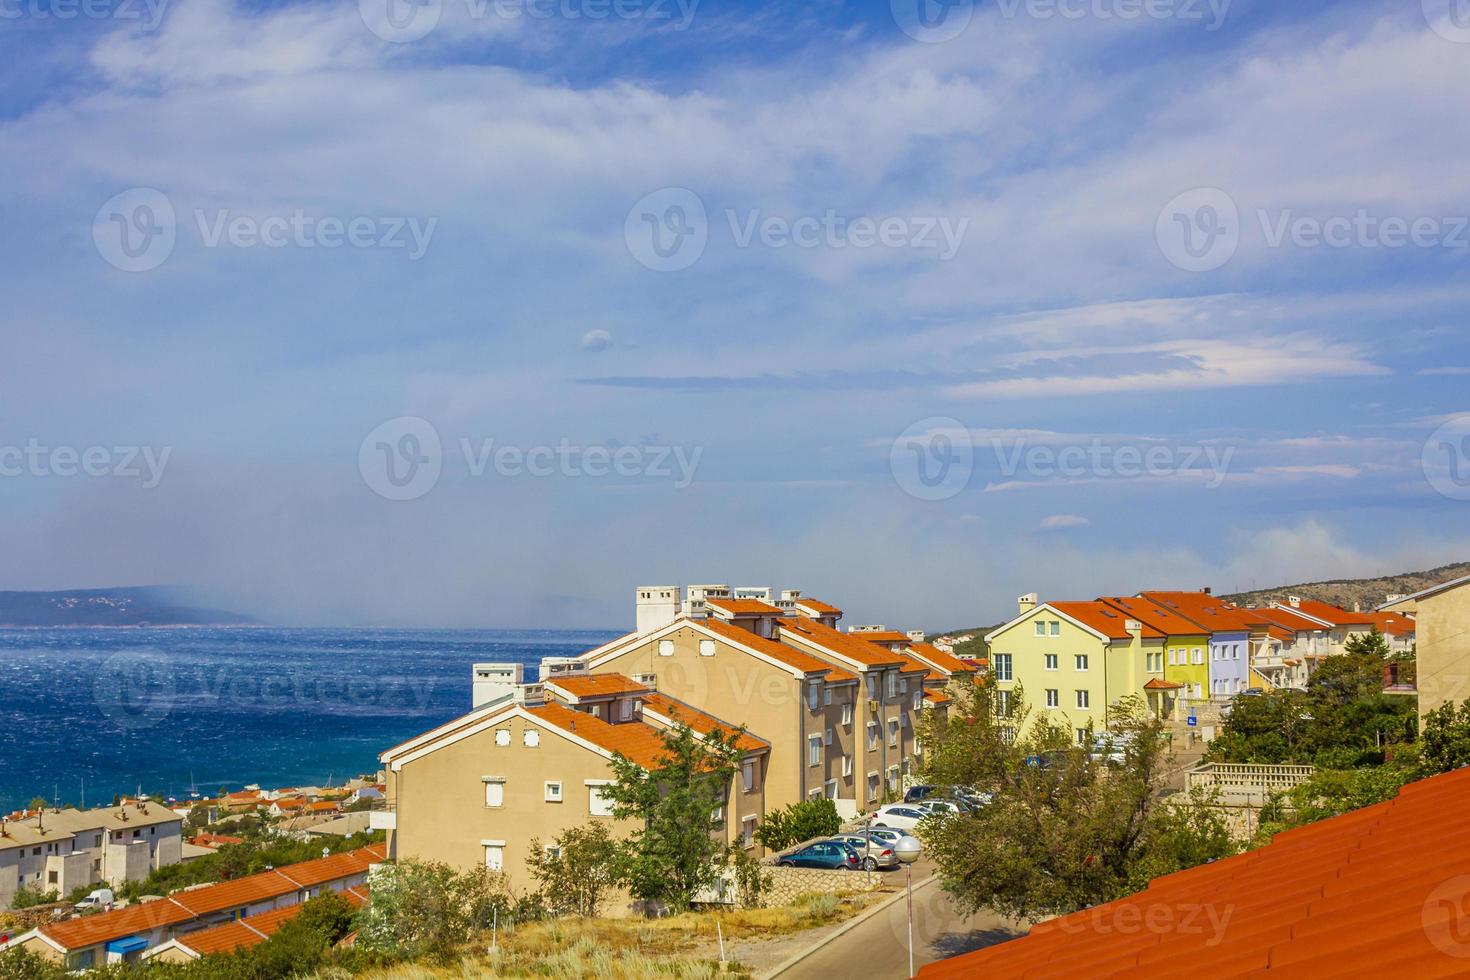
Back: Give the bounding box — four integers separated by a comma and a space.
1038, 514, 1089, 530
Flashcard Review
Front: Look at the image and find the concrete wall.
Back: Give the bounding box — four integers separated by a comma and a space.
761, 866, 885, 905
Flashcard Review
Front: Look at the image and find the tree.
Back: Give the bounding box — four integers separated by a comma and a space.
601, 721, 745, 914
355, 860, 510, 958
1418, 698, 1470, 776
1344, 628, 1390, 659
917, 683, 1235, 921
526, 822, 618, 917
754, 798, 842, 852
27, 797, 48, 813
10, 883, 59, 909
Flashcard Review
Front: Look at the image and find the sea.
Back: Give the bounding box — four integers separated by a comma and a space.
0, 627, 619, 814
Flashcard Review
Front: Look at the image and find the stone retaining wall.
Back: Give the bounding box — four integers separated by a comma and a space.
763, 866, 886, 905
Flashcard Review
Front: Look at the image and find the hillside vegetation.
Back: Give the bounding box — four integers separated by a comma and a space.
1220, 561, 1470, 611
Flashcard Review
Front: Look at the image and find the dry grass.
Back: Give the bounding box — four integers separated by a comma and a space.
329, 892, 871, 979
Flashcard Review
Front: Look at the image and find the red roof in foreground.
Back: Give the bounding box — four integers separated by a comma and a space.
919, 767, 1470, 979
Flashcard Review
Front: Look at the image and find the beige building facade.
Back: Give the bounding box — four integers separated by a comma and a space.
1383, 574, 1469, 716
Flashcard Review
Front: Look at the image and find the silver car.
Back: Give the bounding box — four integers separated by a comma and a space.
829, 833, 899, 871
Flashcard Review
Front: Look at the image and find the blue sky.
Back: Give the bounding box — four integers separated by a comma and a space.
2, 0, 1468, 629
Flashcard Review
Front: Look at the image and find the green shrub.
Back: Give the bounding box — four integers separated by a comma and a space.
754, 799, 842, 852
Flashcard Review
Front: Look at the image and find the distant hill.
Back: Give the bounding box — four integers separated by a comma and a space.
0, 587, 255, 627
1220, 562, 1470, 612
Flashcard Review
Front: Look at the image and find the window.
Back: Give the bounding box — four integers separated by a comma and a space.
888, 719, 899, 746
590, 704, 602, 718
808, 735, 822, 766
741, 816, 757, 846
1074, 654, 1089, 671
1193, 649, 1205, 665
886, 766, 900, 791
658, 639, 675, 656
842, 755, 853, 777
825, 779, 838, 799
1076, 690, 1090, 709
742, 760, 756, 793
996, 690, 1012, 716
841, 702, 854, 725
523, 729, 540, 747
866, 674, 879, 701
1045, 689, 1059, 708
824, 688, 833, 706
807, 683, 820, 710
1050, 621, 1061, 636
495, 728, 510, 746
912, 691, 922, 710
713, 804, 726, 823
1076, 729, 1089, 746
886, 672, 898, 700
589, 783, 615, 816
698, 639, 716, 657
483, 779, 504, 808
619, 699, 633, 722
899, 678, 908, 696
868, 773, 881, 801
1034, 621, 1046, 636
1168, 648, 1177, 665
901, 713, 910, 729
544, 781, 563, 803
994, 654, 1013, 681
544, 845, 562, 860
867, 722, 879, 750
824, 727, 833, 746
1233, 644, 1241, 660
483, 843, 505, 871
1044, 653, 1058, 670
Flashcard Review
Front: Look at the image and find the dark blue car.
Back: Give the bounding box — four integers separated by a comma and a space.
777, 841, 861, 870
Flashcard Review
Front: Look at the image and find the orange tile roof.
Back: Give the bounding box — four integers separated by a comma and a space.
1253, 606, 1328, 633
794, 598, 843, 615
1362, 611, 1416, 638
524, 702, 670, 769
168, 870, 299, 917
905, 641, 977, 675
706, 597, 783, 617
1051, 601, 1165, 640
641, 693, 770, 755
922, 689, 952, 704
1143, 678, 1183, 690
41, 898, 197, 950
1138, 591, 1263, 632
546, 672, 653, 701
1099, 596, 1208, 637
305, 801, 339, 813
919, 767, 1470, 979
1278, 597, 1375, 627
893, 651, 937, 675
777, 617, 907, 668
857, 630, 914, 643
698, 617, 856, 681
272, 798, 307, 810
177, 888, 367, 956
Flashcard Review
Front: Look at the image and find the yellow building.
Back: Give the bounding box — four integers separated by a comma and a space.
1100, 595, 1210, 719
1383, 573, 1470, 716
983, 594, 1165, 742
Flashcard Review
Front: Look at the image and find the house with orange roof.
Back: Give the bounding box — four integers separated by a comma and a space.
1100, 595, 1211, 719
6, 845, 383, 969
1269, 595, 1374, 656
378, 670, 770, 909
145, 886, 368, 963
1360, 610, 1416, 654
578, 599, 864, 818
268, 797, 308, 817
918, 766, 1470, 979
1138, 590, 1260, 701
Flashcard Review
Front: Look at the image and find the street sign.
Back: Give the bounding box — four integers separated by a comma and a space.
1026, 755, 1040, 767
1187, 716, 1198, 728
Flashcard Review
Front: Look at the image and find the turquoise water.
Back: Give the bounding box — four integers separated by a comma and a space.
0, 627, 618, 813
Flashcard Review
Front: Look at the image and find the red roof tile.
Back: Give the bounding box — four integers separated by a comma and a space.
918, 766, 1470, 978
1100, 596, 1209, 637
546, 673, 653, 701
1277, 597, 1375, 627
1138, 591, 1263, 632
697, 617, 856, 681
640, 693, 769, 755
524, 702, 669, 769
777, 617, 907, 668
176, 889, 367, 956
905, 641, 977, 675
1362, 611, 1416, 638
705, 598, 783, 617
1051, 601, 1165, 640
794, 598, 843, 615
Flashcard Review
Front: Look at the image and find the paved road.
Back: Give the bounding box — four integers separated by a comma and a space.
770, 868, 1021, 979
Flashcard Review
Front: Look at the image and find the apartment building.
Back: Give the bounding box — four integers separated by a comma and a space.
8, 845, 383, 968
1269, 596, 1374, 655
378, 583, 952, 901
1383, 574, 1468, 715
1138, 591, 1255, 699
0, 802, 183, 909
379, 667, 769, 900
985, 594, 1166, 741
1099, 595, 1210, 718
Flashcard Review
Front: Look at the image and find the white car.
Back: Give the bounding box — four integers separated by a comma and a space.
871, 803, 931, 831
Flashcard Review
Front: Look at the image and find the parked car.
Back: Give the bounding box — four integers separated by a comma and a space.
777, 841, 861, 870
862, 826, 918, 849
871, 803, 931, 831
74, 888, 115, 912
829, 833, 898, 870
903, 784, 937, 803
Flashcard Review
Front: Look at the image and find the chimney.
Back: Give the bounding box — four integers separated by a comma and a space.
1018, 593, 1038, 616
1288, 595, 1302, 608
1125, 619, 1143, 639
472, 663, 524, 710
636, 586, 681, 634
907, 630, 926, 643
1201, 587, 1212, 595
